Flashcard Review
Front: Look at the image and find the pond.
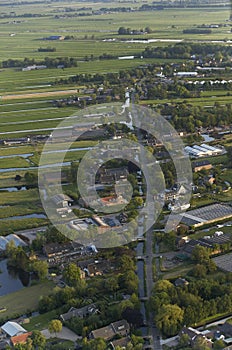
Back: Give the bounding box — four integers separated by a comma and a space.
0, 259, 30, 296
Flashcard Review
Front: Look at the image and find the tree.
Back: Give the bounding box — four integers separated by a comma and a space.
191, 245, 210, 264
15, 174, 22, 181
24, 171, 37, 185
63, 263, 82, 287
155, 304, 184, 336
179, 333, 190, 347
213, 339, 225, 350
31, 330, 46, 349
48, 319, 62, 336
145, 26, 152, 33
82, 338, 107, 350
134, 197, 143, 208
104, 276, 119, 292
31, 260, 48, 280
122, 307, 144, 327
118, 255, 135, 271
193, 336, 211, 350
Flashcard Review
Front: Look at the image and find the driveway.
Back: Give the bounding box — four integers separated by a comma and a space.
42, 326, 81, 341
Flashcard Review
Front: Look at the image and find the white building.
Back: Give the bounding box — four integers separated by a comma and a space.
1, 322, 27, 337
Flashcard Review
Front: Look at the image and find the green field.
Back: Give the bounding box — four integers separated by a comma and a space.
0, 281, 55, 320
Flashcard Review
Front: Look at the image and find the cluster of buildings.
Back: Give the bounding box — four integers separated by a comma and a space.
178, 322, 232, 350
185, 143, 225, 158
22, 65, 47, 71
0, 321, 32, 349
43, 241, 97, 267
177, 231, 232, 255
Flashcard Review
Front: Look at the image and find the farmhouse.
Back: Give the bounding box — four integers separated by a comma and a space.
181, 203, 232, 228
51, 194, 73, 207
98, 167, 129, 184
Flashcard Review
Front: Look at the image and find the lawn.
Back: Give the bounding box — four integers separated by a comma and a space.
0, 280, 55, 320
0, 189, 40, 205
0, 218, 49, 234
0, 157, 31, 169
24, 310, 60, 332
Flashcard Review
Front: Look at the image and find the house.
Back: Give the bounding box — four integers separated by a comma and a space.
60, 304, 98, 322
89, 320, 130, 341
174, 278, 189, 287
1, 321, 27, 337
43, 242, 73, 258
110, 337, 131, 349
179, 327, 213, 348
78, 259, 112, 277
98, 167, 129, 184
51, 194, 73, 207
192, 160, 213, 173
219, 322, 232, 338
164, 184, 189, 202
43, 242, 83, 267
99, 195, 128, 207
11, 332, 32, 347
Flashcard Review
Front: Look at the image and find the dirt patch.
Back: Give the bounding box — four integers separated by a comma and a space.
1, 89, 78, 100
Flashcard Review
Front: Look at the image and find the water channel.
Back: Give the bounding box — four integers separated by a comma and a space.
135, 241, 147, 334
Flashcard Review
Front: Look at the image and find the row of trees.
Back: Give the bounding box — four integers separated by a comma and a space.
2, 56, 78, 69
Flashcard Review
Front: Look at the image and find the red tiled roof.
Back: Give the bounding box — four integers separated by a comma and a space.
11, 332, 32, 346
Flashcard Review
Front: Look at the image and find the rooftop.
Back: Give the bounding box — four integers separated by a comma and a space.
1, 321, 27, 337
11, 332, 32, 346
181, 204, 232, 227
